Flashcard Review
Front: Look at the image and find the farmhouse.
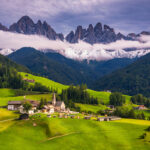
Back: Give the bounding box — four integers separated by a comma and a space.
107, 105, 115, 110
19, 100, 39, 114
23, 78, 35, 83
97, 116, 121, 122
8, 101, 22, 110
97, 117, 105, 121
134, 105, 147, 110
8, 100, 39, 113
84, 116, 91, 120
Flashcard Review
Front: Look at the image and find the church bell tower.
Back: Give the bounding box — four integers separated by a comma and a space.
52, 93, 56, 106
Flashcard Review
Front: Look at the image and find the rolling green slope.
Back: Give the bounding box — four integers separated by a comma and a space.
20, 72, 68, 93
75, 103, 108, 113
0, 114, 149, 150
0, 72, 132, 107
0, 89, 16, 97
20, 72, 112, 103
20, 72, 131, 104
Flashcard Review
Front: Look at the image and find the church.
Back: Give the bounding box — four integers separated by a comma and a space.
51, 93, 66, 112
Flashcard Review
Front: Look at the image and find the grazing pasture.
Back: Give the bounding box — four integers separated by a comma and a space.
0, 114, 149, 150
75, 103, 108, 113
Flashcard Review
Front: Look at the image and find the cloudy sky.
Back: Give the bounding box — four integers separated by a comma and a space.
0, 0, 150, 35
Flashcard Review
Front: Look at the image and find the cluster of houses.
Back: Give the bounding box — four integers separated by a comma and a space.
8, 93, 68, 114
7, 92, 122, 122
84, 116, 121, 121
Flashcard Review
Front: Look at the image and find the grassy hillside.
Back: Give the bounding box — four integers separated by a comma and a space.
87, 90, 110, 104
0, 113, 149, 150
20, 72, 68, 93
20, 72, 131, 104
20, 73, 132, 105
75, 103, 108, 113
0, 109, 18, 121
0, 89, 16, 97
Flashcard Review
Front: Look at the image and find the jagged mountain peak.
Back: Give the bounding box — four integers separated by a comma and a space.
65, 22, 126, 44
0, 16, 144, 45
0, 23, 8, 31
18, 15, 34, 23
104, 24, 114, 32
88, 24, 94, 30
8, 16, 64, 41
140, 31, 150, 35
37, 20, 42, 25
94, 22, 102, 31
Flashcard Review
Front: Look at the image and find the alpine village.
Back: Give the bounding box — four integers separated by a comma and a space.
0, 1, 150, 150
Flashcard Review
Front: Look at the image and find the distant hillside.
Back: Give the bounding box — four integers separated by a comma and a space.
92, 53, 150, 97
8, 47, 134, 86
0, 55, 30, 89
8, 47, 97, 85
0, 53, 29, 72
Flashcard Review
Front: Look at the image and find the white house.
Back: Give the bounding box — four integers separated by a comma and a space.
8, 101, 22, 110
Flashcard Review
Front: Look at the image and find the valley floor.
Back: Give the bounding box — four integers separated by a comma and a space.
0, 109, 150, 150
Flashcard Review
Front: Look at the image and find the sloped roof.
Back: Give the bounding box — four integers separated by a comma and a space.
26, 100, 39, 107
55, 101, 64, 107
8, 101, 22, 105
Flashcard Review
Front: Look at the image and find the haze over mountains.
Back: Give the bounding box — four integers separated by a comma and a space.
1, 16, 150, 61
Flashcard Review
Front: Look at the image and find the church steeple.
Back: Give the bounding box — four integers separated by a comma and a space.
52, 93, 56, 106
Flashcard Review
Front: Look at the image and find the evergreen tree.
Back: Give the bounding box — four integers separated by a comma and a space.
109, 92, 125, 106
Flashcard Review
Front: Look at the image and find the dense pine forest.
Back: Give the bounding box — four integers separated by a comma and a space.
92, 53, 150, 97
0, 53, 52, 93
60, 84, 98, 108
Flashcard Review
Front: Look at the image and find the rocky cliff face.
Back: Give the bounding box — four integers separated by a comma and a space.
9, 16, 64, 41
0, 23, 8, 31
65, 22, 132, 44
0, 16, 150, 44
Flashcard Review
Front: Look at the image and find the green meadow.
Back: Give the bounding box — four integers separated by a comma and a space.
19, 72, 131, 104
0, 109, 18, 121
75, 103, 108, 113
20, 72, 68, 93
0, 74, 150, 150
0, 89, 16, 97
0, 111, 150, 150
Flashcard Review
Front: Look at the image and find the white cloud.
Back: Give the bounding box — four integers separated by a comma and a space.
1, 30, 150, 61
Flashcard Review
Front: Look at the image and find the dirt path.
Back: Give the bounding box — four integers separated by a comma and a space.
0, 118, 16, 123
42, 132, 80, 143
